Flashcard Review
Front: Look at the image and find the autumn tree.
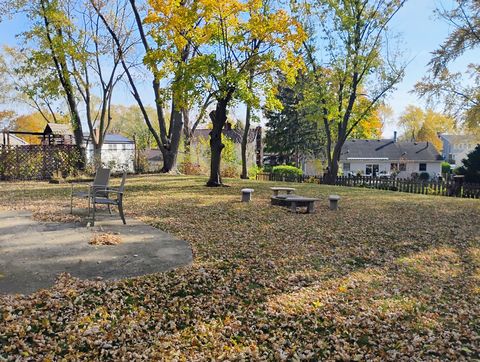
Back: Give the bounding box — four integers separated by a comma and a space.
348, 98, 384, 139
21, 0, 85, 148
0, 47, 67, 124
109, 104, 159, 151
66, 0, 131, 164
148, 0, 305, 186
297, 0, 406, 183
415, 0, 480, 134
10, 112, 48, 144
398, 105, 455, 149
3, 0, 132, 165
91, 0, 214, 172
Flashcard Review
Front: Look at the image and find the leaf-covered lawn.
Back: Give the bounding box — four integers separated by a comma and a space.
1, 175, 479, 360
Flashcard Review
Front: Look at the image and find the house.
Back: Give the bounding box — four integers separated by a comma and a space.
439, 134, 478, 168
83, 133, 135, 173
1, 131, 29, 146
339, 136, 443, 179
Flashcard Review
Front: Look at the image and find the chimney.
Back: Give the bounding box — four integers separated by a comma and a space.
393, 131, 397, 143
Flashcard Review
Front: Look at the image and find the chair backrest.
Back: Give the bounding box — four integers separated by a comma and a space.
93, 168, 110, 187
118, 172, 127, 193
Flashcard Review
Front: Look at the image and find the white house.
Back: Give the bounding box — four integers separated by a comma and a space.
1, 132, 29, 146
439, 134, 478, 168
83, 133, 135, 173
339, 137, 443, 179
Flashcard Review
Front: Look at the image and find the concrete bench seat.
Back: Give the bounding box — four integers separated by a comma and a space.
271, 195, 319, 213
270, 186, 296, 196
241, 188, 254, 202
328, 194, 341, 210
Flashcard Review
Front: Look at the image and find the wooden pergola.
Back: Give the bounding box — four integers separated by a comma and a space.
1, 123, 75, 146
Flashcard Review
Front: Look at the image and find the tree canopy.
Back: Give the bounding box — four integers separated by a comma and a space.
415, 0, 480, 135
398, 105, 456, 150
297, 0, 407, 182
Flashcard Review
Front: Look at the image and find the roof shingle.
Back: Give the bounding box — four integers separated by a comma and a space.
340, 139, 443, 162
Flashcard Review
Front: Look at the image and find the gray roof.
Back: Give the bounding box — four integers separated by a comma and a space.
44, 123, 73, 135
340, 139, 443, 162
439, 134, 478, 144
104, 134, 134, 144
83, 133, 134, 144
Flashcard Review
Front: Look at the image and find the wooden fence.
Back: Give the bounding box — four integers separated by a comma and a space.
256, 173, 480, 199
0, 145, 81, 181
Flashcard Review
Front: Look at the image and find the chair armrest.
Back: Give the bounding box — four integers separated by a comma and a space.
102, 189, 124, 195
92, 188, 122, 197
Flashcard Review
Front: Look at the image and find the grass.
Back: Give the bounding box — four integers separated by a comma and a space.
0, 174, 479, 360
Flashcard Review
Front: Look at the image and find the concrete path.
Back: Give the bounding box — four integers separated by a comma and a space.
0, 210, 192, 295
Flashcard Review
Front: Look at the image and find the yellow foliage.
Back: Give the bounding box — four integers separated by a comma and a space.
146, 0, 306, 107
11, 113, 47, 144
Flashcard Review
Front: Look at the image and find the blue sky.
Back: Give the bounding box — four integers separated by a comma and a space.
0, 1, 475, 138
384, 0, 474, 137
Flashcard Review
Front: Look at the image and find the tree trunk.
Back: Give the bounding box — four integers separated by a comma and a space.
93, 144, 102, 169
324, 141, 342, 184
162, 107, 183, 173
240, 102, 252, 179
207, 97, 230, 187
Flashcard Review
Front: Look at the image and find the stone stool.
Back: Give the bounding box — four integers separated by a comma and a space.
241, 188, 254, 202
328, 195, 341, 210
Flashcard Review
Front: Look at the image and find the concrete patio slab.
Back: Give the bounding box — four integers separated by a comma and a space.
0, 210, 192, 295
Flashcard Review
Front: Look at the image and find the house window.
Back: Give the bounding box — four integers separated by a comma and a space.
365, 164, 379, 176
399, 163, 406, 171
343, 163, 350, 172
109, 144, 117, 151
419, 163, 427, 171
390, 163, 398, 171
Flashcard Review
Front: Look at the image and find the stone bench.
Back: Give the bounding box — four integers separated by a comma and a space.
270, 186, 296, 197
328, 195, 341, 210
241, 188, 254, 202
271, 195, 319, 213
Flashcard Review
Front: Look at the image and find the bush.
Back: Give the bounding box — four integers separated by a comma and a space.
419, 172, 430, 181
263, 164, 273, 173
221, 165, 239, 178
305, 176, 320, 184
248, 165, 263, 180
272, 165, 303, 178
441, 161, 451, 174
180, 160, 204, 175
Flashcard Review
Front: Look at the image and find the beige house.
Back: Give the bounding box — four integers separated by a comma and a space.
339, 138, 443, 179
439, 134, 478, 168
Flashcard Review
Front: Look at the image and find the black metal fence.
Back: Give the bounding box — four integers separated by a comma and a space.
0, 145, 81, 181
256, 173, 480, 199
